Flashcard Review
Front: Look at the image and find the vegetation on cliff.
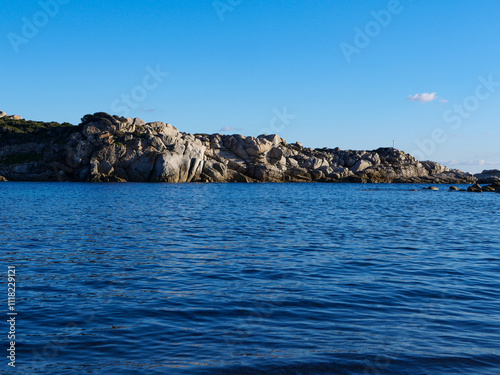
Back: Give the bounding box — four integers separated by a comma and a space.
0, 117, 77, 143
0, 117, 78, 177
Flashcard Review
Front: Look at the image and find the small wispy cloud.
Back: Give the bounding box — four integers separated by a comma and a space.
219, 126, 243, 133
408, 92, 444, 103
483, 131, 500, 136
442, 160, 498, 166
138, 107, 157, 113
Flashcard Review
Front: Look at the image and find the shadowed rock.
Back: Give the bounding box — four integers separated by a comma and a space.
468, 183, 483, 193
475, 170, 500, 184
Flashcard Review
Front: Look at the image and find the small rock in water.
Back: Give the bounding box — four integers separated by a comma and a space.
423, 186, 439, 191
467, 183, 483, 193
449, 186, 459, 191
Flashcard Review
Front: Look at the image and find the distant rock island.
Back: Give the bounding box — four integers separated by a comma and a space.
474, 170, 500, 184
0, 111, 488, 184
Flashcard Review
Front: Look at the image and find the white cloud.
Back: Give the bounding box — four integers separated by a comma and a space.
219, 126, 243, 133
483, 131, 500, 136
408, 92, 441, 103
442, 159, 498, 166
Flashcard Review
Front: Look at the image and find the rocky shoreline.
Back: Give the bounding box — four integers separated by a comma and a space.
464, 182, 500, 193
0, 112, 492, 186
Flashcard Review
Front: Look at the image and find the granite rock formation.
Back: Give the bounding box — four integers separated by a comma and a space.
0, 112, 478, 184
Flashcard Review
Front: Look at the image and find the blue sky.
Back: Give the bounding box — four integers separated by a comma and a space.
2, 0, 500, 173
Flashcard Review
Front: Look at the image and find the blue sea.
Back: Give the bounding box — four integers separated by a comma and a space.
1, 182, 500, 375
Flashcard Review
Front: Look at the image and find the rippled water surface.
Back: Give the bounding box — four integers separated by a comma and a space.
1, 182, 500, 374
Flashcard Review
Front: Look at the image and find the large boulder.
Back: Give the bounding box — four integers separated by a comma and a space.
202, 159, 227, 182
421, 160, 450, 174
222, 135, 250, 161
153, 153, 204, 183
467, 183, 483, 193
352, 159, 372, 173
127, 153, 157, 182
98, 161, 114, 176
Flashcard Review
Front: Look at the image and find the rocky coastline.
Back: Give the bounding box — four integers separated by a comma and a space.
474, 170, 500, 184
0, 112, 490, 186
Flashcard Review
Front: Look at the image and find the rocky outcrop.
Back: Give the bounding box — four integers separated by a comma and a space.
475, 170, 500, 184
0, 112, 478, 184
0, 111, 22, 120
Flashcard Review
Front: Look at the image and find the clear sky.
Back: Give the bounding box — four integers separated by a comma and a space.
2, 0, 500, 173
